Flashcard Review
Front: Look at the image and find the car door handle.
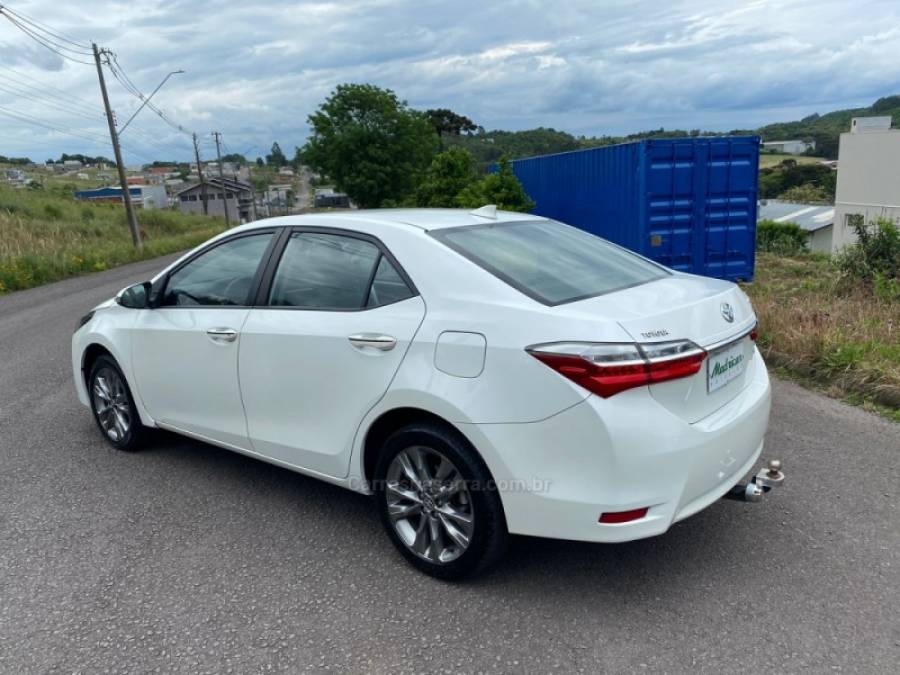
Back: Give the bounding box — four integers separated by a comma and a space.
206, 327, 238, 343
348, 333, 397, 351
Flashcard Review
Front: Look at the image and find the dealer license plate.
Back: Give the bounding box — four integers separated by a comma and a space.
707, 340, 745, 393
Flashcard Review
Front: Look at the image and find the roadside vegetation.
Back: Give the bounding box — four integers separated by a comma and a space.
744, 218, 900, 420
0, 183, 226, 294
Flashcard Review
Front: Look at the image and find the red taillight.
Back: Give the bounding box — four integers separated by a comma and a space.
528, 341, 706, 398
599, 507, 649, 524
750, 323, 759, 341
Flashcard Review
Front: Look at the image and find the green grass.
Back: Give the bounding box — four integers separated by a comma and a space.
743, 254, 900, 418
0, 183, 227, 294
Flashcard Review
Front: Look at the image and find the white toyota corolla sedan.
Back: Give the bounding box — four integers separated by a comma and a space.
73, 207, 775, 578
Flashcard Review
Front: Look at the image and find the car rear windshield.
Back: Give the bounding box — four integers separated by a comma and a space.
432, 220, 669, 305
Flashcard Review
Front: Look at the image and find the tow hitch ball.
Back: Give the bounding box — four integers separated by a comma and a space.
724, 459, 785, 503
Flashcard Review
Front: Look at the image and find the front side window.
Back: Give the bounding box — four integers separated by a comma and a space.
160, 233, 272, 307
432, 220, 669, 305
269, 232, 413, 310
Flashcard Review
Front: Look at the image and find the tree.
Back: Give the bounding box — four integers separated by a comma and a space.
302, 83, 438, 207
457, 158, 535, 212
255, 157, 264, 167
220, 153, 247, 165
426, 108, 478, 137
415, 147, 479, 207
266, 142, 287, 167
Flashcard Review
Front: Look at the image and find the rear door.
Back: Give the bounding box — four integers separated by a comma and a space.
238, 228, 425, 478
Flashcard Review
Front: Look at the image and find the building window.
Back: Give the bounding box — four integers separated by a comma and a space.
180, 195, 189, 202
188, 195, 198, 202
844, 213, 864, 230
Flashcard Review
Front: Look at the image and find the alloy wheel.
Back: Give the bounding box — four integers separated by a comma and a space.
92, 367, 131, 442
385, 445, 475, 564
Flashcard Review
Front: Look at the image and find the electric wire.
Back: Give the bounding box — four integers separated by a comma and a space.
0, 68, 100, 116
0, 3, 91, 50
0, 11, 94, 64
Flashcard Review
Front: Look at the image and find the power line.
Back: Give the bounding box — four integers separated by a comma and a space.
0, 67, 101, 115
0, 103, 115, 145
0, 81, 104, 123
0, 10, 94, 64
105, 52, 192, 139
0, 3, 90, 49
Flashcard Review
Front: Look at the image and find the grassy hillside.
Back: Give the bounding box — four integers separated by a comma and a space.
0, 184, 227, 294
744, 253, 900, 420
442, 95, 898, 169
758, 95, 900, 158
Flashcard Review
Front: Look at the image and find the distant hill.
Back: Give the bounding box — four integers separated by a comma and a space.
446, 95, 900, 168
758, 95, 900, 158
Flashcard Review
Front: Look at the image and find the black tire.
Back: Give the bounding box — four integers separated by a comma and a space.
87, 354, 146, 452
374, 421, 508, 580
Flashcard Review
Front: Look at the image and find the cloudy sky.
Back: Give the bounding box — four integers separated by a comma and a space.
1, 0, 899, 164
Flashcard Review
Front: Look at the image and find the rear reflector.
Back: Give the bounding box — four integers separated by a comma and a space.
599, 507, 649, 524
528, 340, 706, 398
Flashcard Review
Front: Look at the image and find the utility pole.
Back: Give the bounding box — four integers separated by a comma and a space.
246, 163, 259, 220
192, 133, 209, 215
93, 43, 142, 249
212, 131, 230, 226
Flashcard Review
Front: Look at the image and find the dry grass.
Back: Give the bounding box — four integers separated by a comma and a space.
0, 184, 227, 293
743, 254, 900, 417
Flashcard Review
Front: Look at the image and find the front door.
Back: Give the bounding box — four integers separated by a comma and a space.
239, 230, 425, 478
131, 231, 275, 448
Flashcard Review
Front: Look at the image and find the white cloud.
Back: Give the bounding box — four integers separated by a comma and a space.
0, 0, 898, 162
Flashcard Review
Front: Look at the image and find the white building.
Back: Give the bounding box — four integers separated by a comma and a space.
762, 139, 816, 155
758, 200, 835, 254
832, 117, 900, 252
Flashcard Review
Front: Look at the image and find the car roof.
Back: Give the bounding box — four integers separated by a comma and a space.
230, 208, 546, 234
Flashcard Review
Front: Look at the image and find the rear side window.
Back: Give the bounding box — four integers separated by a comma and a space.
432, 220, 669, 305
366, 255, 414, 308
268, 232, 414, 310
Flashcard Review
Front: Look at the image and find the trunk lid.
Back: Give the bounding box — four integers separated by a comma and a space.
561, 273, 757, 423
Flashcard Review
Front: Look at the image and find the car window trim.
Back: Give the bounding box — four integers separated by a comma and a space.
429, 220, 670, 307
254, 226, 419, 312
151, 228, 281, 309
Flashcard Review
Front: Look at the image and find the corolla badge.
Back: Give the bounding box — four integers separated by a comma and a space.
720, 302, 735, 323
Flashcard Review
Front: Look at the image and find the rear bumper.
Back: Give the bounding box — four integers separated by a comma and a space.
460, 347, 772, 543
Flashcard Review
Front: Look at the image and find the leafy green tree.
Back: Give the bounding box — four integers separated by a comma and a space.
255, 157, 264, 167
456, 158, 534, 212
415, 147, 478, 207
302, 84, 438, 207
426, 109, 478, 137
266, 142, 287, 167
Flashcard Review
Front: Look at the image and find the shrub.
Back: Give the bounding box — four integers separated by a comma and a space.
836, 217, 900, 282
756, 219, 808, 255
43, 203, 64, 220
777, 184, 831, 204
80, 206, 95, 223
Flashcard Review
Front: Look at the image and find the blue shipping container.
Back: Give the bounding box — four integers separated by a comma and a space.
506, 136, 760, 281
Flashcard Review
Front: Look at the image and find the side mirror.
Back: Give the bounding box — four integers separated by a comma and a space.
116, 282, 152, 309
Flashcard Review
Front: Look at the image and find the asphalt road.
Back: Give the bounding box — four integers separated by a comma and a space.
1, 256, 898, 674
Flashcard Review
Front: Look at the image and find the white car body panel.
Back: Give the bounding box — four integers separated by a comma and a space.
131, 306, 253, 448
239, 296, 426, 478
72, 209, 773, 545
